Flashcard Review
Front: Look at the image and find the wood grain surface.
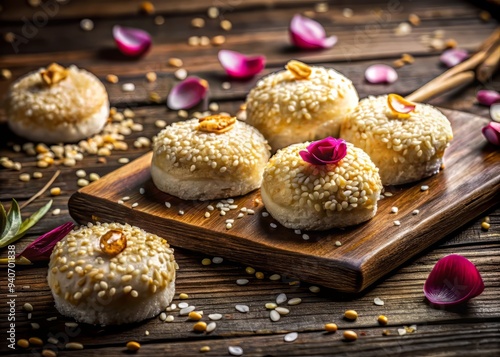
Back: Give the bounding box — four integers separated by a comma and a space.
0, 0, 499, 356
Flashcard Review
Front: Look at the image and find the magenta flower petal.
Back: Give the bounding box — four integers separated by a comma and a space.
440, 48, 468, 68
289, 14, 337, 50
17, 222, 74, 263
218, 50, 266, 79
482, 121, 500, 145
167, 76, 209, 110
365, 64, 398, 84
477, 90, 500, 106
424, 254, 485, 306
300, 137, 347, 165
113, 25, 152, 57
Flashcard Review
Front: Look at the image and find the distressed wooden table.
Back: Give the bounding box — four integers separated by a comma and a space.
0, 0, 499, 356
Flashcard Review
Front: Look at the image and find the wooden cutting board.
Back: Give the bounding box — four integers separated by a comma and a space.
68, 109, 500, 293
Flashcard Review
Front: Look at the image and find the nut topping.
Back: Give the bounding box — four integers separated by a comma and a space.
100, 229, 127, 256
40, 63, 69, 86
197, 114, 236, 134
286, 60, 312, 80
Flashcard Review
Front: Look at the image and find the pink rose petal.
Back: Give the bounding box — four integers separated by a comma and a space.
365, 64, 398, 84
289, 14, 337, 49
17, 222, 74, 263
113, 25, 152, 57
424, 254, 485, 306
482, 121, 500, 145
477, 90, 500, 106
218, 50, 266, 79
440, 48, 468, 68
167, 76, 209, 110
300, 137, 347, 165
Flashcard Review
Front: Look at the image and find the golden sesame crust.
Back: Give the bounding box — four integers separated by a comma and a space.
340, 95, 453, 185
6, 65, 108, 129
48, 222, 176, 307
245, 66, 358, 149
263, 142, 382, 213
152, 118, 271, 181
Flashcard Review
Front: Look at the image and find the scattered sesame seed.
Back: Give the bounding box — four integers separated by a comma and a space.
191, 17, 205, 28
228, 346, 243, 356
384, 192, 393, 197
47, 337, 58, 344
220, 19, 232, 31
29, 337, 43, 346
265, 302, 277, 309
391, 206, 399, 213
52, 208, 61, 216
255, 272, 264, 279
202, 258, 211, 265
31, 322, 40, 330
65, 322, 78, 327
207, 6, 219, 18
420, 185, 429, 191
166, 315, 174, 322
154, 15, 165, 25
46, 317, 57, 321
275, 307, 290, 315
106, 74, 119, 83
398, 328, 407, 336
118, 157, 130, 164
222, 81, 231, 90
144, 330, 150, 336
270, 223, 278, 229
139, 1, 155, 14
121, 83, 135, 92
212, 257, 223, 264
393, 220, 401, 226
226, 223, 233, 229
302, 234, 310, 240
23, 303, 34, 312
245, 267, 255, 274
168, 57, 183, 68
32, 172, 43, 179
179, 306, 195, 315
236, 279, 249, 285
188, 311, 203, 321
309, 286, 320, 293
200, 345, 211, 352
19, 173, 30, 182
262, 211, 269, 217
155, 119, 167, 128
89, 173, 100, 182
1, 68, 12, 80
325, 323, 338, 332
139, 187, 145, 194
235, 304, 249, 313
208, 313, 222, 321
211, 35, 226, 46
269, 274, 281, 281
343, 330, 358, 341
131, 202, 139, 208
335, 241, 342, 247
178, 210, 184, 215
146, 71, 157, 82
374, 297, 385, 306
80, 19, 94, 31
174, 68, 188, 80
481, 222, 491, 230
179, 293, 189, 299
284, 332, 298, 342
412, 209, 420, 215
276, 293, 287, 304
206, 322, 216, 333
165, 202, 171, 208
65, 342, 84, 350
287, 298, 302, 306
342, 8, 353, 17
270, 310, 281, 321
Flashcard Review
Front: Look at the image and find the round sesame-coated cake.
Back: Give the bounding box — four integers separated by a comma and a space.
47, 222, 177, 325
340, 95, 453, 185
261, 141, 382, 231
245, 60, 359, 152
5, 63, 109, 143
151, 115, 271, 200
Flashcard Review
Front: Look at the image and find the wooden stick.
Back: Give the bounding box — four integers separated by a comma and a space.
405, 28, 499, 102
477, 46, 500, 83
406, 71, 475, 103
19, 170, 60, 210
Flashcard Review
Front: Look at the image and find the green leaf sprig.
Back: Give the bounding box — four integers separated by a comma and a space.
0, 199, 53, 248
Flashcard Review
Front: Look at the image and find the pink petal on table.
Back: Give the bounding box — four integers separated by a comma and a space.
365, 64, 398, 84
17, 222, 74, 263
423, 254, 485, 306
167, 76, 209, 110
289, 14, 337, 49
113, 25, 152, 57
477, 90, 500, 106
482, 121, 500, 145
440, 48, 468, 68
218, 50, 266, 79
